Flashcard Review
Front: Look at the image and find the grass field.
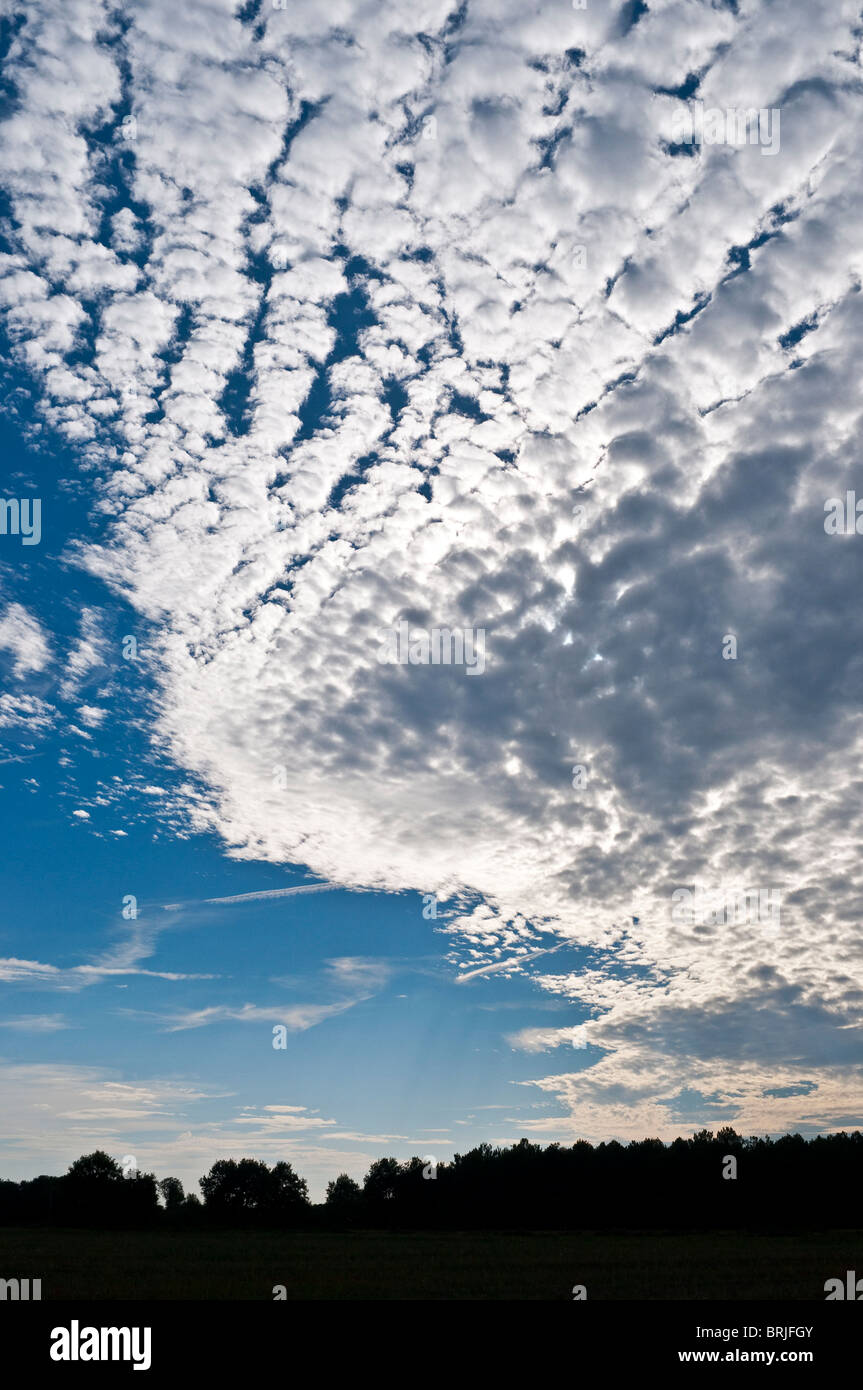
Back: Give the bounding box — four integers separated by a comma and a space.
1, 1228, 859, 1299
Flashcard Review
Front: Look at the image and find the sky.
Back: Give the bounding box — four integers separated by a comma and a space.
0, 0, 862, 1201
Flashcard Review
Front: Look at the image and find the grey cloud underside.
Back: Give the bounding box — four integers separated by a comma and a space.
2, 0, 863, 1137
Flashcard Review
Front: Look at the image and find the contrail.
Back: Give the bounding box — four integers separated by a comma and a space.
455, 939, 570, 983
162, 883, 337, 911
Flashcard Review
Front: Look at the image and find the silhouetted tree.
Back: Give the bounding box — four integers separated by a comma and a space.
271, 1161, 309, 1208
363, 1157, 400, 1202
63, 1152, 158, 1227
158, 1176, 185, 1211
199, 1158, 309, 1226
324, 1173, 362, 1226
67, 1151, 123, 1182
200, 1158, 273, 1217
1, 1132, 861, 1231
326, 1174, 362, 1207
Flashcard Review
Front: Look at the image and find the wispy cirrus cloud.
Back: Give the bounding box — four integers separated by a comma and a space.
0, 1013, 71, 1033
154, 954, 393, 1032
157, 1000, 354, 1034
0, 957, 213, 987
456, 941, 572, 984
161, 882, 336, 911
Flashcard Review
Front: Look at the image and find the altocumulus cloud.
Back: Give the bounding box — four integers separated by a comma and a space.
2, 0, 863, 1139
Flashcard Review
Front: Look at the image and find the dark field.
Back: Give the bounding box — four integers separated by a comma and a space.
1, 1228, 859, 1300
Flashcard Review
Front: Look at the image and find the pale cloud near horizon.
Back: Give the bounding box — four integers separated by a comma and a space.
2, 0, 863, 1141
0, 1061, 433, 1199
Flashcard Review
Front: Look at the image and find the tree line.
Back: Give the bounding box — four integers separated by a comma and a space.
1, 1129, 860, 1229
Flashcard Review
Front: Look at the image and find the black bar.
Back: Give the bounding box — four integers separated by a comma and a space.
2, 1299, 859, 1374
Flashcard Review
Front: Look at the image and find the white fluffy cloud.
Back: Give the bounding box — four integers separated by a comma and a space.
0, 601, 51, 677
3, 0, 863, 1137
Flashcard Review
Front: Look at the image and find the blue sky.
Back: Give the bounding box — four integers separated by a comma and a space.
0, 400, 600, 1197
1, 0, 863, 1199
